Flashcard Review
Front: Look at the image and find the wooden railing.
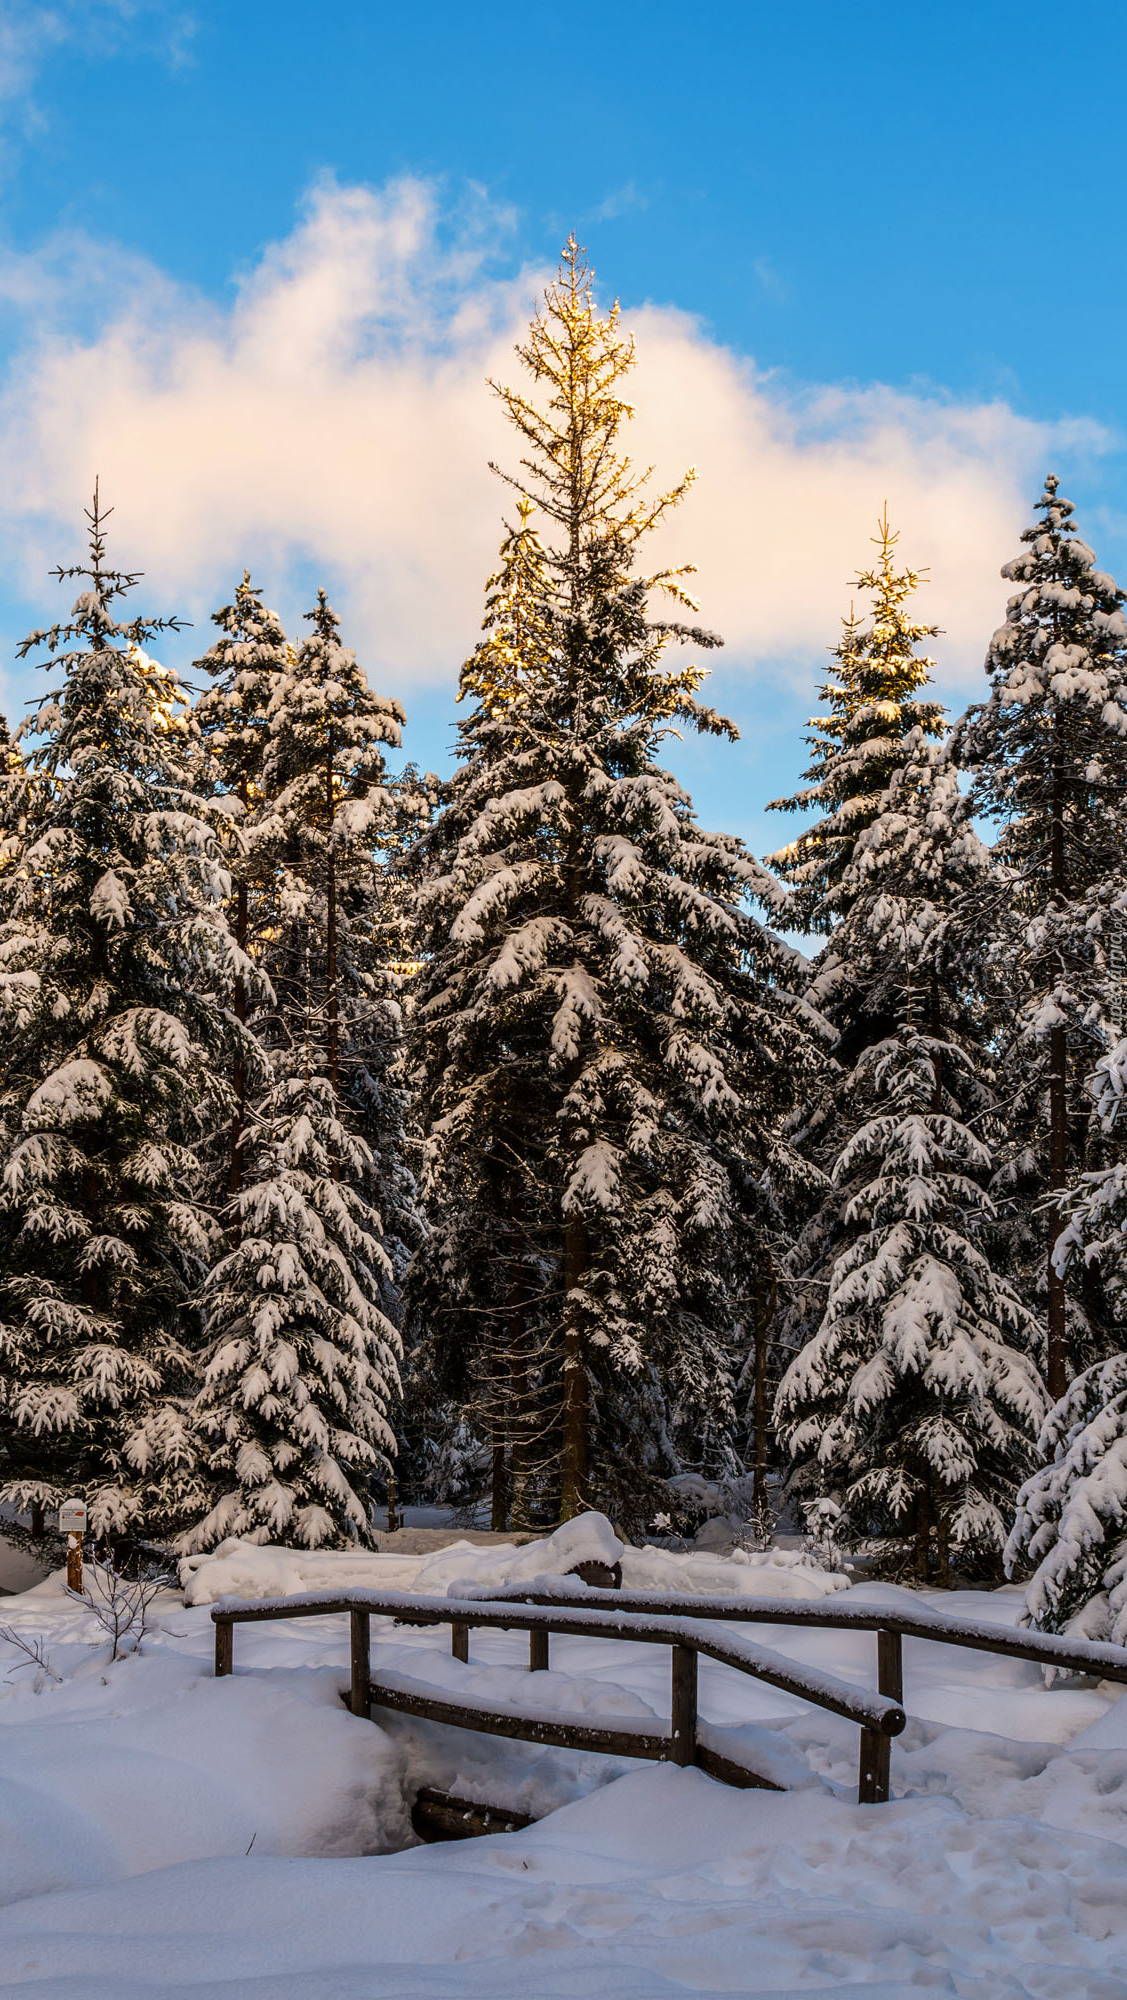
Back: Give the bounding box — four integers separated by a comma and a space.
211, 1587, 907, 1803
211, 1579, 1127, 1812
461, 1578, 1127, 1805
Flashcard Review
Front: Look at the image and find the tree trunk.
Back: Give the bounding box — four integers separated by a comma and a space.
490, 1437, 508, 1532
935, 1503, 951, 1589
929, 966, 944, 1113
1046, 739, 1069, 1400
914, 1484, 931, 1581
751, 1256, 777, 1519
325, 760, 339, 1095
560, 1216, 589, 1519
1046, 1019, 1069, 1398
227, 772, 249, 1192
508, 1208, 533, 1532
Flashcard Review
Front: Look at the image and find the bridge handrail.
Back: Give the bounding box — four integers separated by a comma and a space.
451, 1581, 1127, 1685
209, 1584, 905, 1802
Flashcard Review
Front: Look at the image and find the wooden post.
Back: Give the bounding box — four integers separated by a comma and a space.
59, 1498, 87, 1595
855, 1629, 903, 1804
350, 1610, 371, 1718
215, 1619, 233, 1678
857, 1727, 890, 1805
671, 1645, 697, 1767
529, 1629, 549, 1672
451, 1620, 469, 1663
877, 1629, 903, 1704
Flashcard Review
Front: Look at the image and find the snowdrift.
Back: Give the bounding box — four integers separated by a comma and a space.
180, 1512, 849, 1606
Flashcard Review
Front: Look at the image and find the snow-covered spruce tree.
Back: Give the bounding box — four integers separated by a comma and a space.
1005, 1038, 1127, 1638
1006, 1354, 1127, 1643
954, 475, 1127, 1396
776, 1026, 1047, 1579
766, 510, 944, 953
0, 490, 252, 1541
183, 590, 413, 1550
764, 534, 998, 1516
183, 1076, 402, 1549
408, 240, 825, 1531
193, 572, 290, 1194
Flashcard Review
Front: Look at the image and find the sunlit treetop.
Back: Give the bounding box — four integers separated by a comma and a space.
472, 237, 726, 737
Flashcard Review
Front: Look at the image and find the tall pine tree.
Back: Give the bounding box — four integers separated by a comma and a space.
408, 241, 824, 1531
776, 1025, 1046, 1578
0, 491, 251, 1540
954, 474, 1127, 1395
184, 590, 412, 1549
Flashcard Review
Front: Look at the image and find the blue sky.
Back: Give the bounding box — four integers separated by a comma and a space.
0, 0, 1125, 864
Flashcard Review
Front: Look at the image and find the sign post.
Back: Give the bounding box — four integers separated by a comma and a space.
59, 1498, 87, 1594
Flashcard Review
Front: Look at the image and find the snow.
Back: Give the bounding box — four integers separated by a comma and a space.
618, 1542, 849, 1599
4, 1554, 1127, 1993
181, 1511, 626, 1606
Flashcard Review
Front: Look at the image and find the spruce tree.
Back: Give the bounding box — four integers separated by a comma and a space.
776, 1025, 1046, 1577
184, 1076, 402, 1549
766, 512, 944, 948
408, 241, 824, 1531
0, 491, 250, 1540
954, 475, 1127, 1395
194, 573, 290, 1194
1006, 1353, 1127, 1644
184, 590, 412, 1549
1006, 1037, 1127, 1639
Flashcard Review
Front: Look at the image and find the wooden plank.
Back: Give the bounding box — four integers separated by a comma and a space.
671, 1645, 697, 1767
694, 1743, 784, 1792
480, 1586, 1127, 1687
411, 1787, 537, 1842
370, 1678, 670, 1762
350, 1610, 371, 1718
214, 1619, 233, 1678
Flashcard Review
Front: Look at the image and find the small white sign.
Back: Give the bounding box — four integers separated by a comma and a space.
58, 1499, 87, 1533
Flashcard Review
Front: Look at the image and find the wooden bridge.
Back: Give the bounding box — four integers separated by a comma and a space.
212, 1581, 1127, 1835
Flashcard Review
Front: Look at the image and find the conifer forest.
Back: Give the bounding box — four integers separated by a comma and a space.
6, 238, 1127, 1651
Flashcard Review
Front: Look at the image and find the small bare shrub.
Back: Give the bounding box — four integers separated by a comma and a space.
0, 1625, 61, 1686
68, 1555, 174, 1660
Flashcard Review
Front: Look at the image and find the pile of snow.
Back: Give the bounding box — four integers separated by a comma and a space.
0, 1643, 409, 1912
620, 1541, 849, 1598
2, 1759, 1127, 1996
181, 1512, 625, 1607
180, 1514, 850, 1611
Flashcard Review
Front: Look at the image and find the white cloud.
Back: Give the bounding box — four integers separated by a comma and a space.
0, 175, 1110, 710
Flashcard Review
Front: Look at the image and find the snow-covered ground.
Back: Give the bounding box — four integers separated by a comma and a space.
2, 1532, 1127, 1996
